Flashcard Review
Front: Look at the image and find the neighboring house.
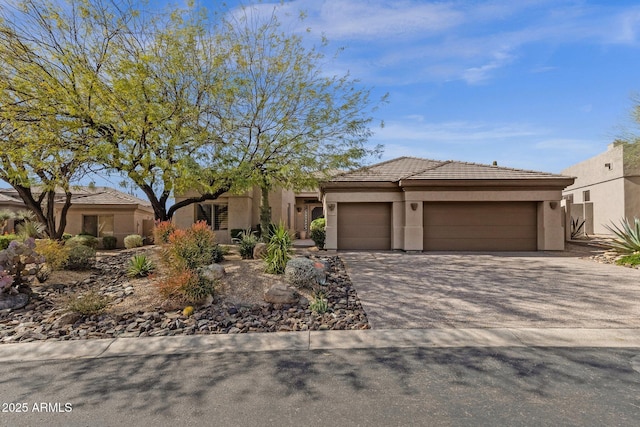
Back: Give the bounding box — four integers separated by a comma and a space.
320, 157, 574, 251
562, 142, 640, 235
0, 186, 154, 247
0, 191, 26, 233
173, 187, 322, 244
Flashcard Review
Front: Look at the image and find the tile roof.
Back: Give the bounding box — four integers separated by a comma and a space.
69, 187, 152, 206
0, 192, 22, 203
0, 186, 151, 207
329, 157, 570, 183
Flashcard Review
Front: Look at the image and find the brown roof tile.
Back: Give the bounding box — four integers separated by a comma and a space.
329, 157, 570, 183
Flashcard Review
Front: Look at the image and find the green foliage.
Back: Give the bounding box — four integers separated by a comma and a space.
570, 217, 585, 239
264, 223, 293, 274
66, 291, 109, 316
153, 221, 176, 245
616, 253, 640, 266
233, 229, 259, 259
124, 234, 144, 249
0, 234, 18, 250
102, 235, 117, 250
35, 239, 69, 271
605, 218, 640, 253
127, 254, 155, 278
16, 220, 45, 239
310, 291, 329, 314
310, 217, 326, 249
65, 245, 96, 271
66, 235, 99, 249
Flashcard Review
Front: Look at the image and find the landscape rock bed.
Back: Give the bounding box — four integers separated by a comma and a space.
0, 250, 370, 343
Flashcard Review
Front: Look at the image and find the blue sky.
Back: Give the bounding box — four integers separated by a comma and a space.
208, 0, 640, 174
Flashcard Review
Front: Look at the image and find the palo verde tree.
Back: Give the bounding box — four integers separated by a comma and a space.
0, 0, 99, 238
0, 0, 236, 223
215, 7, 384, 236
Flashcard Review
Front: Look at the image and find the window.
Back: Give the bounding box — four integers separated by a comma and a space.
82, 215, 114, 237
196, 203, 228, 230
583, 190, 590, 202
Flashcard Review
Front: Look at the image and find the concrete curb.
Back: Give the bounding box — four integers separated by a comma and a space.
2, 328, 640, 362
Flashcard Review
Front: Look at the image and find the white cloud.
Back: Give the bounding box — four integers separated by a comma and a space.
225, 0, 640, 85
371, 119, 540, 144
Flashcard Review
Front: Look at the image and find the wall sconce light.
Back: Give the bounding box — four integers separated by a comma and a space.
410, 203, 418, 211
328, 203, 336, 211
296, 207, 302, 213
549, 201, 558, 210
604, 163, 612, 170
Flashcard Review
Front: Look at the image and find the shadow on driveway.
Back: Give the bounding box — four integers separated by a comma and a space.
341, 249, 640, 329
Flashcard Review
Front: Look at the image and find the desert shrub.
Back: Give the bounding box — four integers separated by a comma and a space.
264, 223, 293, 274
66, 291, 109, 315
309, 290, 329, 314
127, 254, 155, 278
164, 221, 220, 270
16, 220, 46, 239
66, 235, 99, 249
233, 229, 258, 259
0, 234, 18, 250
124, 234, 144, 249
65, 245, 96, 270
605, 218, 640, 253
284, 257, 319, 289
153, 220, 176, 245
230, 229, 244, 240
310, 217, 326, 249
102, 235, 117, 250
155, 268, 213, 304
35, 239, 69, 271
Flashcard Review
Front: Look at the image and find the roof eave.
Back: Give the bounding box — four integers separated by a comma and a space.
399, 177, 576, 188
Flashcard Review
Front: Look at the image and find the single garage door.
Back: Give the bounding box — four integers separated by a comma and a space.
338, 202, 391, 250
423, 202, 537, 251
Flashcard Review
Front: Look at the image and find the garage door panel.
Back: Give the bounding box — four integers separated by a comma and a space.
338, 203, 391, 250
424, 202, 537, 251
426, 225, 537, 239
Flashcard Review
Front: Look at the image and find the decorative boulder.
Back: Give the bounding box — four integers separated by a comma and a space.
263, 283, 299, 304
253, 243, 267, 260
284, 257, 318, 289
199, 264, 226, 282
0, 293, 29, 310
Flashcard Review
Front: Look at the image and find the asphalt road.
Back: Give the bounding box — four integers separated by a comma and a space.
1, 347, 639, 426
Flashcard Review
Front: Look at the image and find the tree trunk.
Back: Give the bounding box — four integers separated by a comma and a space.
260, 184, 271, 242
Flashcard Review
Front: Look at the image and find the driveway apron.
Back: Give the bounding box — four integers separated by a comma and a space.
340, 252, 640, 329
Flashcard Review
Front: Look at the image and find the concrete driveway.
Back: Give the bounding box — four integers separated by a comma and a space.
340, 250, 640, 329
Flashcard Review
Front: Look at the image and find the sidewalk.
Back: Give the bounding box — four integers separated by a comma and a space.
2, 328, 639, 362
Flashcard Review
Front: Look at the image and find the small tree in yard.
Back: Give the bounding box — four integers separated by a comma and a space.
215, 7, 385, 235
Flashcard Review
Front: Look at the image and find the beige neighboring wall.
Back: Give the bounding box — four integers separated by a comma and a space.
61, 205, 153, 248
562, 144, 628, 234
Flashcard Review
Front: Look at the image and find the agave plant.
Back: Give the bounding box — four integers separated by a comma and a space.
604, 218, 640, 253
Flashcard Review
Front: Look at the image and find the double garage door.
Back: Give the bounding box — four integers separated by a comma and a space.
423, 202, 538, 251
337, 201, 537, 251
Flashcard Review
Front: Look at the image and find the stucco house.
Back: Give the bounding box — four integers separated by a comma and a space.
0, 186, 154, 247
562, 142, 640, 235
173, 187, 322, 244
320, 157, 574, 251
0, 191, 27, 233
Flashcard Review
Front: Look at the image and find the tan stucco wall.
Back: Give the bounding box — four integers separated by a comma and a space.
61, 207, 153, 248
562, 145, 628, 234
324, 187, 567, 251
173, 186, 295, 243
